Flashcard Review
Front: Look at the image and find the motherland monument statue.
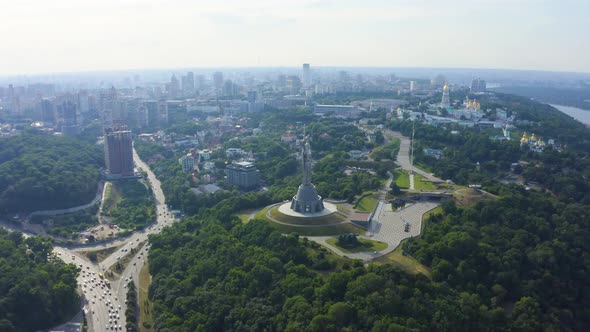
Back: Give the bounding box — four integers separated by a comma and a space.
290, 134, 325, 213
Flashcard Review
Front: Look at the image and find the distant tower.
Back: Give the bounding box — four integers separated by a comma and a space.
410, 81, 416, 94
302, 63, 311, 87
59, 100, 79, 136
168, 75, 180, 98
137, 105, 149, 128
184, 72, 195, 95
104, 126, 134, 178
441, 83, 451, 108
290, 135, 324, 213
470, 78, 487, 93
158, 100, 168, 126
213, 72, 224, 91
41, 98, 54, 124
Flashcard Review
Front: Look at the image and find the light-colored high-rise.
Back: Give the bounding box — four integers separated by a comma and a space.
302, 63, 311, 87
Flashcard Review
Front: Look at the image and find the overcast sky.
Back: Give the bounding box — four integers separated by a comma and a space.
1, 0, 589, 75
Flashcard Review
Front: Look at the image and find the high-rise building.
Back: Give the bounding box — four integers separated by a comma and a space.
222, 80, 239, 96
247, 91, 263, 112
104, 126, 134, 178
183, 72, 195, 96
441, 83, 451, 109
196, 75, 205, 91
302, 63, 311, 87
41, 98, 54, 124
286, 76, 302, 94
168, 75, 180, 98
339, 71, 349, 83
77, 90, 89, 125
136, 105, 149, 128
213, 72, 224, 91
470, 78, 487, 93
410, 81, 416, 94
100, 87, 118, 130
59, 100, 79, 136
158, 100, 168, 126
225, 161, 259, 190
179, 154, 195, 173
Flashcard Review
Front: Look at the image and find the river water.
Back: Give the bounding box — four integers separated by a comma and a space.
551, 104, 590, 126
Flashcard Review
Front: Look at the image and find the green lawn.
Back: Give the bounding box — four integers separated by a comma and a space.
80, 245, 122, 263
415, 162, 433, 173
354, 193, 378, 212
373, 241, 431, 278
372, 204, 442, 278
235, 208, 257, 224
138, 263, 154, 332
393, 170, 410, 189
326, 238, 387, 253
101, 182, 117, 212
420, 205, 443, 233
452, 188, 497, 206
253, 206, 365, 236
413, 173, 437, 190
269, 221, 365, 236
336, 204, 351, 214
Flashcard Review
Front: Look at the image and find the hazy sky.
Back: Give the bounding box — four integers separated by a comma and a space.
1, 0, 589, 75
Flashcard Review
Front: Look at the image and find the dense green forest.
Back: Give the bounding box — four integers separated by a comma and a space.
140, 92, 590, 331
0, 229, 80, 331
147, 184, 590, 331
0, 134, 102, 214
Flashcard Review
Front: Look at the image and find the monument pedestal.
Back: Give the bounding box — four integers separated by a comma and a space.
290, 184, 324, 213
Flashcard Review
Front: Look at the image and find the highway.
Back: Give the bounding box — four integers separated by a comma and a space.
45, 146, 174, 331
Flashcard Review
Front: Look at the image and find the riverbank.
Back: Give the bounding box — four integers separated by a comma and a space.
551, 104, 590, 126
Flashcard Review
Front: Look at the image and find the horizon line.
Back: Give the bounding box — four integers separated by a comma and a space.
2, 65, 590, 80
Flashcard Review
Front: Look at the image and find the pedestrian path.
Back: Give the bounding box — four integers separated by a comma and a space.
306, 201, 439, 262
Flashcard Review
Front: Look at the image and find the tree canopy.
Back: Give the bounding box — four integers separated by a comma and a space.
0, 229, 80, 332
0, 134, 102, 214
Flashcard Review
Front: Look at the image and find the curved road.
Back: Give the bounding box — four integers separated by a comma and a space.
0, 146, 175, 332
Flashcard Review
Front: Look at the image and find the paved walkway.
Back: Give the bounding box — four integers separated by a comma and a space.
386, 130, 445, 183
306, 201, 439, 261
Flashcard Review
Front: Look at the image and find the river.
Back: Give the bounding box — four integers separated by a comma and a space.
551, 104, 590, 126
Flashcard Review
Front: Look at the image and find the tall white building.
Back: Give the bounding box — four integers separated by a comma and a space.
302, 63, 311, 87
441, 83, 451, 109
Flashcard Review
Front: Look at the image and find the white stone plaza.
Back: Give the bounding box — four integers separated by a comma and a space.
277, 201, 338, 218
369, 201, 440, 248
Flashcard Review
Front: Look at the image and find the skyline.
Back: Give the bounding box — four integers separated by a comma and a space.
1, 0, 590, 75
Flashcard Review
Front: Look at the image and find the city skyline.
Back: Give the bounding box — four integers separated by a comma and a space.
1, 0, 590, 75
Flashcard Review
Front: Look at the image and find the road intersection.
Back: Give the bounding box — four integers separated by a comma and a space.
63, 146, 173, 331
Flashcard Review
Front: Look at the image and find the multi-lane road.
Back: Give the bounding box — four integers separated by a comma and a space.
79, 146, 173, 331
0, 146, 174, 332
